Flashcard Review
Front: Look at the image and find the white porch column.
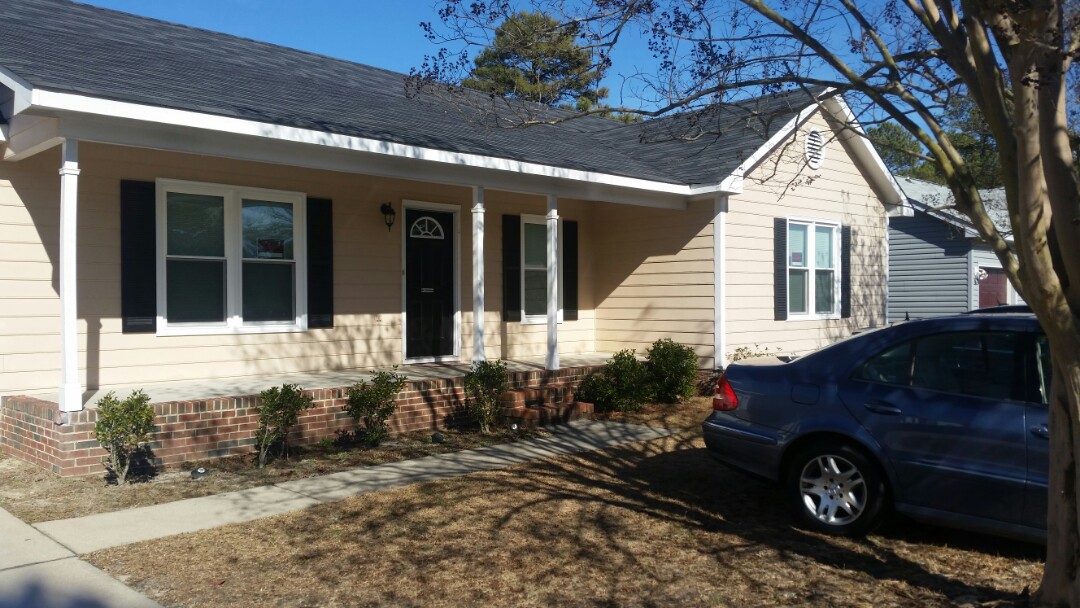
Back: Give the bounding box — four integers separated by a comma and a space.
546, 195, 559, 370
58, 139, 83, 413
713, 194, 728, 370
471, 186, 486, 363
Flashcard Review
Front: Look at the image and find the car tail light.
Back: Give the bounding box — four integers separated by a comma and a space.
713, 374, 739, 411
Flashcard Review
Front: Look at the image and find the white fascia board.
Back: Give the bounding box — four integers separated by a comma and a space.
0, 66, 34, 116
821, 96, 911, 217
711, 103, 819, 196
30, 89, 692, 206
0, 123, 7, 143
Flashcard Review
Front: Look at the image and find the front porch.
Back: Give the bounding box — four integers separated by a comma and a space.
0, 354, 611, 476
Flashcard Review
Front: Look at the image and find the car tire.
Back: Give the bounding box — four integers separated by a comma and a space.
786, 442, 887, 536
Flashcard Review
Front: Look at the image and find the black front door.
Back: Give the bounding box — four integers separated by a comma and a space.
405, 209, 455, 359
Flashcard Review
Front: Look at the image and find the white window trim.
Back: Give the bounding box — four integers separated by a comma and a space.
786, 217, 841, 321
521, 214, 563, 325
155, 178, 308, 336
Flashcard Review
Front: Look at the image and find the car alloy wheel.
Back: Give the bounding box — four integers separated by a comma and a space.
786, 442, 887, 536
799, 454, 867, 526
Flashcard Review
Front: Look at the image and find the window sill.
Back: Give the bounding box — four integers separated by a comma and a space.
787, 313, 842, 322
156, 323, 307, 337
521, 315, 564, 325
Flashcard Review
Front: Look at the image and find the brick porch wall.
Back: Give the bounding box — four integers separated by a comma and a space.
0, 365, 601, 477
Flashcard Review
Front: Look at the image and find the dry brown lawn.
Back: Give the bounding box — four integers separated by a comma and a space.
85, 399, 1043, 608
0, 426, 552, 524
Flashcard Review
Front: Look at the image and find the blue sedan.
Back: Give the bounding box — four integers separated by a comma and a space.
703, 311, 1049, 542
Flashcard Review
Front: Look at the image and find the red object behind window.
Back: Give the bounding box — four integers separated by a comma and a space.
713, 375, 739, 411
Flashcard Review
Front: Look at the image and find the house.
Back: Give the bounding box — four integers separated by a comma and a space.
0, 0, 905, 474
888, 176, 1020, 322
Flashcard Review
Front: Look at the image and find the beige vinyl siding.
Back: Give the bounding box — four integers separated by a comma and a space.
0, 144, 594, 397
0, 151, 62, 396
592, 199, 716, 368
725, 111, 887, 357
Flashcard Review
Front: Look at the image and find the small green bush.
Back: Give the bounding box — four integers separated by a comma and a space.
645, 338, 699, 403
464, 360, 509, 434
94, 390, 155, 485
255, 384, 312, 468
579, 349, 650, 412
345, 369, 408, 446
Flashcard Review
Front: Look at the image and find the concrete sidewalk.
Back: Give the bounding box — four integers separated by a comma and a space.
0, 509, 161, 608
34, 420, 672, 555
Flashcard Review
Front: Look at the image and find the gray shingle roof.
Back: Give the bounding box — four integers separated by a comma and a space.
0, 0, 818, 187
896, 176, 1011, 239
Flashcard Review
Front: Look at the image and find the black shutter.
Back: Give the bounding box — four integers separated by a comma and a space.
502, 214, 521, 322
120, 180, 157, 333
841, 225, 852, 318
564, 220, 579, 321
774, 218, 788, 321
307, 198, 334, 328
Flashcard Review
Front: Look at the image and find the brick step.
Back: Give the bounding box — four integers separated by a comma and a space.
503, 401, 594, 429
499, 386, 576, 408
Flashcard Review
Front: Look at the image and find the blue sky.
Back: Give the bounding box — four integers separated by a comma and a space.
80, 0, 441, 75
78, 0, 658, 106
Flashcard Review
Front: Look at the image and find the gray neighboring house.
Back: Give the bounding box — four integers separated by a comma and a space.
888, 176, 1021, 322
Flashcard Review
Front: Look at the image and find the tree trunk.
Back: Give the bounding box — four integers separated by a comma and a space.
1036, 339, 1080, 606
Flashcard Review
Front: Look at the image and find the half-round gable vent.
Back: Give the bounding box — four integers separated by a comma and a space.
806, 129, 825, 169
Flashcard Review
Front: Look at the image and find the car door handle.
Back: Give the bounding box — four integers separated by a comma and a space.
1031, 425, 1050, 440
864, 401, 902, 415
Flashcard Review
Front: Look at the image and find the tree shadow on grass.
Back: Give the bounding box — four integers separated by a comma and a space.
94, 415, 1039, 607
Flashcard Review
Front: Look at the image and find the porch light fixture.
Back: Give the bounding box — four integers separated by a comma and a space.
380, 202, 396, 232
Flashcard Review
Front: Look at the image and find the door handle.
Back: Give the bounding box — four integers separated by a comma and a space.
1030, 425, 1050, 440
864, 401, 902, 415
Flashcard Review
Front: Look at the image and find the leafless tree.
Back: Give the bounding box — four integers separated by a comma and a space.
417, 1, 1080, 603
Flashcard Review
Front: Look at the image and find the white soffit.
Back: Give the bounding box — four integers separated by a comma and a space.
23, 89, 693, 208
0, 66, 33, 117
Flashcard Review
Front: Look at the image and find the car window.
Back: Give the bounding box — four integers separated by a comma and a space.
856, 341, 913, 385
911, 332, 1020, 400
1036, 334, 1052, 404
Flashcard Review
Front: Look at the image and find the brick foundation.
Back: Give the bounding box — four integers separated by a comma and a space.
0, 365, 602, 477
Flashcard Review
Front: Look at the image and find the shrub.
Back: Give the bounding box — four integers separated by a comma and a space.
345, 369, 408, 446
255, 384, 312, 468
463, 360, 509, 434
579, 349, 650, 412
94, 390, 155, 485
645, 338, 699, 403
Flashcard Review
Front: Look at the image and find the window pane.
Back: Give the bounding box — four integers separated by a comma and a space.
524, 269, 546, 316
815, 269, 835, 314
815, 226, 834, 269
524, 223, 546, 267
243, 262, 295, 322
788, 223, 808, 267
167, 259, 225, 323
167, 193, 224, 257
789, 269, 808, 313
243, 200, 294, 260
912, 332, 1018, 399
858, 341, 913, 385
